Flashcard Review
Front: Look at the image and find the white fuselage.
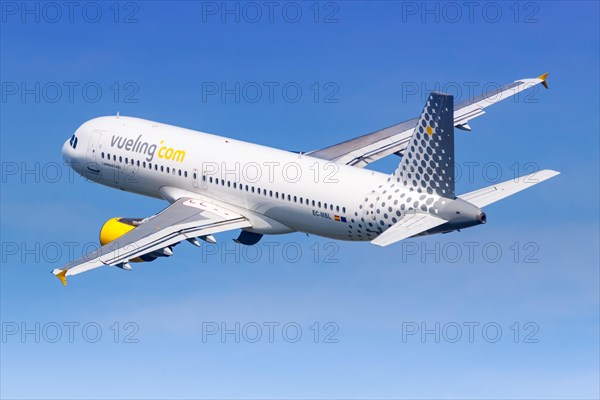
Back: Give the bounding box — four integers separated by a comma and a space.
62, 116, 405, 241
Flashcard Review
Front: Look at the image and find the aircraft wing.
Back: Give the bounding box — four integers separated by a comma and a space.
51, 197, 251, 285
308, 73, 549, 167
371, 212, 447, 247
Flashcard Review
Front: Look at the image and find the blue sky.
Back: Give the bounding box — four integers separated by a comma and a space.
1, 1, 598, 399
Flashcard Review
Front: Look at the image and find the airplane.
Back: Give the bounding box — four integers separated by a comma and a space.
53, 73, 559, 285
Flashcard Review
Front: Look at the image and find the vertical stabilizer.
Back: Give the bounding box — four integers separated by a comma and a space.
393, 92, 455, 197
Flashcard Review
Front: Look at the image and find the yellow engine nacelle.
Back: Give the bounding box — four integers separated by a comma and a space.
99, 217, 137, 245
99, 217, 150, 263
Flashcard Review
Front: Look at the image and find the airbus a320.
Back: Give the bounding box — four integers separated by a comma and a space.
53, 73, 558, 285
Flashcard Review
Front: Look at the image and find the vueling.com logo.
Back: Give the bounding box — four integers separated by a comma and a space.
110, 135, 186, 163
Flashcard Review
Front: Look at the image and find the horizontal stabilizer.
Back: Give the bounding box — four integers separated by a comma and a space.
371, 212, 447, 247
458, 169, 560, 208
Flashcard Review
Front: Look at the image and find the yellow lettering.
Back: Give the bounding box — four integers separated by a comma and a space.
173, 150, 186, 162
155, 140, 185, 163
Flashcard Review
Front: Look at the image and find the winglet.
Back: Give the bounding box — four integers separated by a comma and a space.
52, 269, 67, 286
538, 72, 549, 89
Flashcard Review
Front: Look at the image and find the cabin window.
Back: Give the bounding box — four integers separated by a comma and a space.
160, 166, 164, 172
184, 171, 188, 177
193, 172, 197, 179
137, 160, 140, 167
251, 186, 255, 193
233, 182, 237, 189
342, 207, 346, 213
113, 155, 116, 161
166, 167, 170, 173
101, 152, 104, 159
119, 156, 122, 163
318, 201, 321, 208
269, 190, 273, 197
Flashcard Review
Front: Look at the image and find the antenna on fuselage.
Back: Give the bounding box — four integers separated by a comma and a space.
116, 111, 120, 119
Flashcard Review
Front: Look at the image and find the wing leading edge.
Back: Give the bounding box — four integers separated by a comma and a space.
52, 197, 251, 285
308, 73, 549, 167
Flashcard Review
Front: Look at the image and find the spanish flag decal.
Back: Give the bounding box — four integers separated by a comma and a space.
334, 215, 347, 222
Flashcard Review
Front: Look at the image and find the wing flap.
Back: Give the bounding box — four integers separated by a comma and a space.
371, 212, 447, 247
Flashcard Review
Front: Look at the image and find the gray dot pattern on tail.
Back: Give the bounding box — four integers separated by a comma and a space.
394, 93, 455, 198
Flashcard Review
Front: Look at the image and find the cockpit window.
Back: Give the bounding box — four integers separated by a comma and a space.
69, 135, 78, 149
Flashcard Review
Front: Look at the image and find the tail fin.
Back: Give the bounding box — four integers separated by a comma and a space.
394, 92, 455, 197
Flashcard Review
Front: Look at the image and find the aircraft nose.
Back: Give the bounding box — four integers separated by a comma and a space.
62, 134, 80, 164
62, 139, 71, 163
